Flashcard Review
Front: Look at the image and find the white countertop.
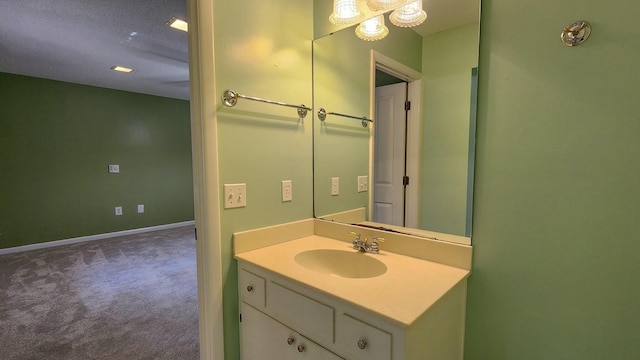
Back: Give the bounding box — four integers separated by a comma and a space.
235, 234, 470, 328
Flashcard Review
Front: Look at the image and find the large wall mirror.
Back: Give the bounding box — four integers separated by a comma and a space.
313, 0, 480, 245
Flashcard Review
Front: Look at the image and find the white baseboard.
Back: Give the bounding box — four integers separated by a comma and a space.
0, 220, 196, 255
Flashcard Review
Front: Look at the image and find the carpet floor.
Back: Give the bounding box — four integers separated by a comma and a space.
0, 226, 199, 360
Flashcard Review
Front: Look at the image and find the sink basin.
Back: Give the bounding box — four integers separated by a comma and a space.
294, 249, 387, 278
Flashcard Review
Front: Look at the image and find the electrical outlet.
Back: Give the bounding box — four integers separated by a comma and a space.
357, 175, 368, 192
108, 164, 120, 173
224, 183, 247, 209
137, 204, 144, 213
331, 177, 339, 196
115, 206, 123, 216
281, 180, 292, 202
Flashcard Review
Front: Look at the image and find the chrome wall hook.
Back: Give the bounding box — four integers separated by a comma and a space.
561, 20, 591, 47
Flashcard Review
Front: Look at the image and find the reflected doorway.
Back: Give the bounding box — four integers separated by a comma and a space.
373, 74, 408, 227
370, 53, 422, 229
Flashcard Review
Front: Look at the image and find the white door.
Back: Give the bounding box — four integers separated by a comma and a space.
373, 82, 407, 226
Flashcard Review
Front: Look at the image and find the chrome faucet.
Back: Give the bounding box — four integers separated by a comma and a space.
350, 232, 385, 254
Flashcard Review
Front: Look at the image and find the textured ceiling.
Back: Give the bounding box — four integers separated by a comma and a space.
0, 0, 190, 100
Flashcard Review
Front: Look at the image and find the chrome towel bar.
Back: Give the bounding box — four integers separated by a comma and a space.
317, 108, 373, 128
221, 89, 311, 119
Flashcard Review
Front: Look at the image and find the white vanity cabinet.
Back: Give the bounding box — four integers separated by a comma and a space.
240, 302, 343, 360
238, 261, 468, 360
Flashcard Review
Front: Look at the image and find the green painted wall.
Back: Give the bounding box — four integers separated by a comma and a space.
0, 73, 194, 250
420, 22, 479, 236
465, 0, 640, 359
313, 23, 422, 218
212, 1, 314, 358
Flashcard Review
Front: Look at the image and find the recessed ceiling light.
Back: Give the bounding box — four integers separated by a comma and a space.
167, 17, 188, 32
111, 65, 134, 73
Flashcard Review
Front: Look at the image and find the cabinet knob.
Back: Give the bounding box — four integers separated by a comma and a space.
297, 345, 305, 353
357, 339, 367, 350
287, 337, 295, 345
246, 285, 253, 292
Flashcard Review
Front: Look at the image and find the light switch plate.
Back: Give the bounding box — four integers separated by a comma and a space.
224, 183, 247, 209
331, 177, 339, 196
357, 175, 368, 192
281, 180, 292, 202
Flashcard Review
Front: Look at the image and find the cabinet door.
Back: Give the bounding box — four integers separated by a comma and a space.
241, 302, 292, 360
240, 302, 343, 360
293, 333, 343, 360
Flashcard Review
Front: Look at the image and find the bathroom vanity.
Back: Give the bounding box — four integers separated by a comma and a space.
234, 219, 471, 360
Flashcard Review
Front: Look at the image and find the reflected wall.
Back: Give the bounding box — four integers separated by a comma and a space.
420, 22, 479, 236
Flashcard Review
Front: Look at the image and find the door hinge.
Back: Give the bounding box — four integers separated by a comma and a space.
194, 227, 197, 241
239, 313, 242, 322
403, 176, 410, 186
404, 101, 411, 111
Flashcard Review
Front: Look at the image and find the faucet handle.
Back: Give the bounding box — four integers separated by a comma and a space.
350, 232, 361, 248
372, 236, 385, 244
369, 236, 385, 253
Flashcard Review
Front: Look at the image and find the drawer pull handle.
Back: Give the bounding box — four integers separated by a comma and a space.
287, 337, 295, 345
357, 339, 367, 350
246, 285, 254, 292
297, 345, 305, 353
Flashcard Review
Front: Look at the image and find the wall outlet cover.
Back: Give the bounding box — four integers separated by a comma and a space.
115, 206, 123, 216
331, 177, 340, 196
137, 204, 144, 213
108, 164, 120, 173
281, 180, 292, 202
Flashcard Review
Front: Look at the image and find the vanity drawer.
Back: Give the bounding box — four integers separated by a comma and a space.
267, 280, 334, 345
239, 268, 266, 308
336, 313, 392, 360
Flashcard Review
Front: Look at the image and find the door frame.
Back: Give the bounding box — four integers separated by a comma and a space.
187, 0, 225, 359
369, 50, 422, 228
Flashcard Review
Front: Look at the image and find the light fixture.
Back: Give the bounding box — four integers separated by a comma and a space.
166, 17, 188, 32
355, 15, 389, 41
329, 0, 364, 25
366, 0, 405, 11
389, 0, 427, 27
110, 65, 134, 73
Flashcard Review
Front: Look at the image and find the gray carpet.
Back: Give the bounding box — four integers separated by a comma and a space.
0, 226, 199, 360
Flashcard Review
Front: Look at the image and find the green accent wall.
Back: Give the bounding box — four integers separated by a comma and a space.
0, 73, 194, 249
420, 22, 479, 236
465, 0, 640, 358
213, 1, 314, 359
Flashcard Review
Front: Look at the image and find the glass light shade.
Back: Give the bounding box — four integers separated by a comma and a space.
329, 0, 364, 25
389, 0, 427, 27
355, 15, 389, 41
366, 0, 405, 11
